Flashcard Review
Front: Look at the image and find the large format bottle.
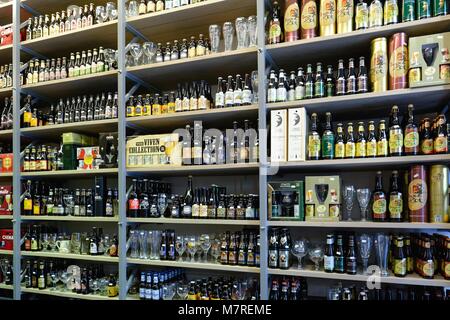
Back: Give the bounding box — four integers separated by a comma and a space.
278, 228, 291, 270
388, 105, 403, 156
319, 0, 336, 36
300, 0, 318, 39
182, 175, 193, 218
128, 179, 139, 218
404, 104, 419, 155
324, 234, 335, 273
388, 170, 403, 222
284, 0, 300, 42
321, 112, 334, 159
268, 2, 283, 44
372, 171, 387, 221
23, 180, 33, 215
334, 234, 345, 273
308, 113, 321, 160
268, 229, 279, 268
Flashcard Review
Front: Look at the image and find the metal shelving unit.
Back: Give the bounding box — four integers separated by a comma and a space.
2, 0, 449, 301
21, 251, 119, 263
21, 287, 119, 300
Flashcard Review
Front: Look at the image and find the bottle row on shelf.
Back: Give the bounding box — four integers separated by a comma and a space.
269, 165, 449, 223
267, 0, 448, 44
128, 229, 260, 268
127, 0, 208, 17
22, 225, 118, 257
0, 64, 12, 89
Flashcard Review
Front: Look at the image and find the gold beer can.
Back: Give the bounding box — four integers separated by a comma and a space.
370, 37, 388, 92
337, 0, 354, 34
319, 0, 336, 36
430, 165, 449, 223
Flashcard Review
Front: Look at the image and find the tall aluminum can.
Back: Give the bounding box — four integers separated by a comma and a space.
370, 37, 388, 92
389, 32, 409, 90
430, 165, 449, 223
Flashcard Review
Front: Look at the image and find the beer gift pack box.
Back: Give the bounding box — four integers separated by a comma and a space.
305, 176, 341, 221
288, 108, 308, 162
0, 229, 13, 250
0, 153, 13, 172
268, 181, 305, 221
77, 147, 102, 170
270, 109, 287, 162
409, 32, 450, 88
0, 185, 12, 215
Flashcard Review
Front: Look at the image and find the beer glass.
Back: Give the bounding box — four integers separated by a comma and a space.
357, 234, 372, 274
138, 230, 148, 259
129, 230, 139, 259
343, 185, 356, 221
291, 239, 308, 269
143, 42, 157, 64
200, 234, 211, 262
208, 24, 221, 53
235, 17, 248, 50
222, 22, 234, 52
176, 282, 189, 300
48, 233, 57, 251
106, 2, 117, 21
70, 232, 81, 254
58, 270, 70, 292
357, 188, 371, 221
49, 270, 59, 291
81, 233, 90, 255
99, 5, 109, 23
210, 238, 221, 263
247, 15, 257, 47
308, 245, 324, 271
162, 284, 175, 300
149, 230, 161, 260
127, 0, 139, 17
187, 236, 198, 262
175, 235, 186, 261
374, 233, 390, 276
129, 43, 143, 66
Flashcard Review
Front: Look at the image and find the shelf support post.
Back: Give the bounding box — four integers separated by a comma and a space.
117, 0, 128, 301
12, 0, 22, 301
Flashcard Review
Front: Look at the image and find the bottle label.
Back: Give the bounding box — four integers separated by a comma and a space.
358, 75, 368, 92
268, 250, 278, 268
417, 259, 434, 277
421, 139, 434, 154
38, 277, 45, 289
372, 198, 387, 217
366, 140, 377, 156
384, 0, 399, 24
408, 178, 427, 211
335, 256, 344, 272
335, 143, 344, 158
345, 142, 355, 158
346, 256, 357, 273
324, 255, 334, 271
215, 92, 224, 107
394, 258, 406, 275
301, 1, 317, 29
314, 82, 324, 97
320, 0, 336, 27
284, 3, 300, 32
308, 135, 321, 158
278, 250, 289, 268
402, 0, 415, 20
389, 45, 408, 78
389, 194, 403, 219
407, 256, 414, 273
434, 136, 448, 153
444, 261, 450, 278
370, 50, 387, 85
305, 82, 314, 97
152, 289, 160, 300
377, 139, 388, 156
369, 2, 383, 26
389, 129, 403, 154
33, 204, 40, 215
128, 199, 139, 210
295, 85, 305, 100
200, 205, 208, 218
24, 111, 32, 123
242, 90, 252, 104
356, 141, 366, 157
404, 131, 419, 148
105, 204, 113, 216
217, 207, 226, 218
233, 90, 242, 105
245, 207, 255, 219
31, 239, 38, 250
337, 0, 354, 23
182, 205, 192, 216
23, 199, 32, 211
269, 23, 282, 42
322, 135, 334, 158
276, 87, 287, 102
191, 204, 200, 217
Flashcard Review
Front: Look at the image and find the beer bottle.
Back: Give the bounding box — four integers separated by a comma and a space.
38, 261, 46, 290
334, 234, 345, 273
377, 120, 388, 156
127, 179, 139, 217
346, 58, 357, 94
355, 122, 367, 158
334, 123, 345, 159
322, 112, 334, 159
345, 122, 356, 158
336, 59, 346, 95
284, 0, 300, 42
242, 74, 253, 105
269, 280, 280, 300
300, 0, 318, 39
433, 0, 447, 15
393, 236, 407, 277
388, 170, 403, 222
319, 0, 336, 36
404, 236, 414, 274
325, 65, 335, 97
372, 171, 387, 221
314, 63, 325, 98
269, 2, 283, 44
366, 121, 377, 157
308, 113, 321, 160
227, 195, 236, 219
277, 70, 288, 102
73, 52, 81, 77
384, 0, 399, 25
305, 64, 314, 99
324, 234, 335, 273
346, 235, 357, 275
22, 95, 32, 127
404, 104, 419, 155
355, 0, 369, 30
278, 228, 291, 269
388, 105, 403, 156
434, 115, 447, 154
23, 180, 33, 215
443, 238, 450, 280
419, 238, 434, 279
420, 118, 433, 154
369, 0, 383, 27
268, 229, 279, 268
337, 0, 354, 33
288, 71, 296, 101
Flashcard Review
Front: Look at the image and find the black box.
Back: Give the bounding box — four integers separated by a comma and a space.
99, 132, 118, 168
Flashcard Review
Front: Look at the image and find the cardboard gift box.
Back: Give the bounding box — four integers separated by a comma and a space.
0, 185, 12, 215
305, 175, 341, 222
268, 181, 304, 221
77, 146, 102, 170
288, 108, 308, 162
270, 109, 287, 162
0, 153, 13, 172
0, 229, 13, 250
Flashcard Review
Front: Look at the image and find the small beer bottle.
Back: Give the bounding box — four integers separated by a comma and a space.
420, 118, 433, 154
314, 63, 325, 98
377, 120, 388, 156
357, 56, 369, 93
308, 113, 321, 160
345, 122, 356, 159
434, 115, 448, 154
393, 236, 407, 277
366, 121, 377, 157
321, 112, 335, 159
335, 123, 345, 159
355, 121, 367, 158
295, 67, 306, 100
384, 0, 399, 25
346, 58, 357, 94
325, 65, 335, 97
336, 59, 346, 95
305, 64, 314, 99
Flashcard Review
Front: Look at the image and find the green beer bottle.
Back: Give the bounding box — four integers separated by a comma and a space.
321, 112, 335, 159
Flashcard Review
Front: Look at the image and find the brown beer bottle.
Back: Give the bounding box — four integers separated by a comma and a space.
388, 170, 403, 222
300, 0, 318, 39
420, 118, 434, 155
434, 115, 448, 154
284, 0, 300, 42
269, 2, 283, 44
404, 104, 419, 155
372, 171, 387, 222
393, 236, 407, 277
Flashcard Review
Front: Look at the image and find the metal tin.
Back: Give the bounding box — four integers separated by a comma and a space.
337, 0, 354, 34
369, 0, 383, 27
370, 37, 388, 92
402, 0, 416, 21
408, 165, 428, 222
389, 32, 409, 90
301, 0, 318, 39
355, 1, 369, 29
430, 165, 449, 223
319, 0, 336, 36
433, 0, 447, 16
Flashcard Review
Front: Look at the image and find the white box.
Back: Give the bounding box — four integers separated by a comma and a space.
270, 109, 287, 162
288, 108, 308, 162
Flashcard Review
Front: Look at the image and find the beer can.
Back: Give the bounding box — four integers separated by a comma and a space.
430, 165, 449, 223
337, 0, 354, 34
355, 1, 369, 29
370, 37, 388, 92
319, 0, 336, 36
301, 0, 318, 39
402, 0, 416, 21
384, 0, 399, 25
389, 32, 409, 90
408, 165, 428, 222
369, 0, 383, 27
417, 0, 431, 19
433, 0, 447, 16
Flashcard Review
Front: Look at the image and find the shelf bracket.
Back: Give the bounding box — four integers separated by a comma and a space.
126, 272, 136, 292
20, 2, 41, 16
125, 72, 158, 92
20, 88, 51, 104
126, 185, 133, 198
125, 24, 149, 42
20, 46, 48, 61
125, 83, 140, 101
20, 20, 30, 30
20, 62, 29, 73
124, 37, 140, 54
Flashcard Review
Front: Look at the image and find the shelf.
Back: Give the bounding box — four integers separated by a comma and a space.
267, 221, 450, 230
127, 258, 260, 274
127, 0, 256, 44
267, 267, 450, 287
21, 251, 119, 263
267, 15, 450, 67
0, 250, 12, 255
21, 168, 118, 179
0, 87, 11, 100
127, 163, 259, 176
0, 283, 13, 290
128, 217, 259, 225
21, 216, 118, 222
0, 129, 12, 141
0, 2, 12, 25
266, 85, 450, 119
127, 104, 259, 131
21, 119, 118, 140
271, 154, 450, 172
0, 215, 12, 220
22, 0, 109, 16
0, 44, 12, 64
21, 20, 117, 57
21, 287, 118, 300
0, 172, 12, 178
21, 70, 117, 99
127, 48, 257, 91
